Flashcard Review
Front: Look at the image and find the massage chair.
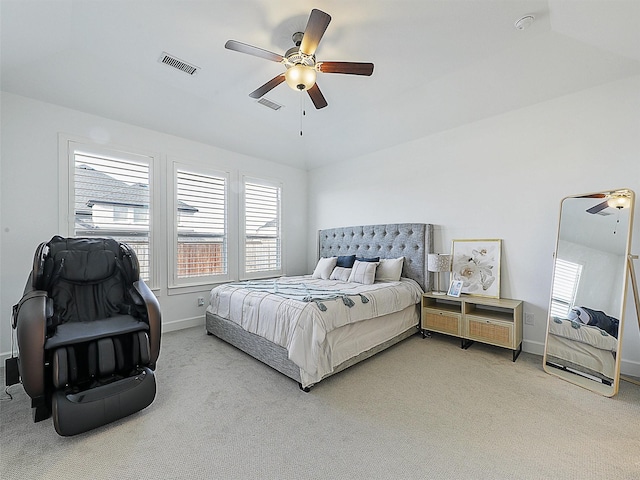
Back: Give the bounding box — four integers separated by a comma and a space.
11, 236, 161, 436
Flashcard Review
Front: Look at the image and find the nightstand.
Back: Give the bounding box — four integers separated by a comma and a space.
421, 293, 523, 361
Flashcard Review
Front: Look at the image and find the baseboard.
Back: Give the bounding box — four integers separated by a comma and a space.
0, 353, 16, 371
162, 315, 205, 333
522, 339, 545, 356
620, 358, 640, 377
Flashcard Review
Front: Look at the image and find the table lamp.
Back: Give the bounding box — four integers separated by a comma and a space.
427, 253, 451, 295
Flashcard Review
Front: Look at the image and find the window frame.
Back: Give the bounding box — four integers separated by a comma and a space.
59, 135, 161, 289
240, 175, 283, 280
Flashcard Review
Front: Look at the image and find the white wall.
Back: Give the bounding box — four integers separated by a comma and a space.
0, 92, 308, 358
307, 75, 640, 376
3, 75, 639, 376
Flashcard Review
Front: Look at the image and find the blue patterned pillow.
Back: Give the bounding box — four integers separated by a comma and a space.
356, 256, 380, 263
336, 255, 356, 268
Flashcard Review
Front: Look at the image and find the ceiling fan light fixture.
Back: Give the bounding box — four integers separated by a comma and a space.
285, 64, 316, 91
607, 195, 631, 209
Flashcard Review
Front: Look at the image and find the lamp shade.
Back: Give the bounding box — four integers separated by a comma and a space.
427, 253, 451, 273
285, 64, 316, 91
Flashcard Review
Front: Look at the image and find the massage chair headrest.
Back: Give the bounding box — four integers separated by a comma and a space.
32, 236, 139, 290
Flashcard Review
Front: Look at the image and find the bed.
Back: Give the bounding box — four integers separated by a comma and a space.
205, 223, 433, 390
545, 316, 618, 384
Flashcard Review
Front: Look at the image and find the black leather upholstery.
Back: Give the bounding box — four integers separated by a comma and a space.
12, 236, 161, 436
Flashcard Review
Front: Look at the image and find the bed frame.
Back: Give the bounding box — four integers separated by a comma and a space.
205, 223, 434, 390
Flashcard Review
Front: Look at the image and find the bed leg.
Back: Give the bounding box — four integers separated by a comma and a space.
298, 383, 311, 393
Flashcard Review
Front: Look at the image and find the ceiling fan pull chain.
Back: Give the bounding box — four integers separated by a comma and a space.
300, 93, 305, 136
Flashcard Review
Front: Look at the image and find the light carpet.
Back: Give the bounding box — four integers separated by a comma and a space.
1, 326, 639, 480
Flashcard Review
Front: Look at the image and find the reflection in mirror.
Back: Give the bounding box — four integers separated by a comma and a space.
543, 189, 635, 396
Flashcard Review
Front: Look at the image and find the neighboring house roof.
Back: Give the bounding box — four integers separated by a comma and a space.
75, 164, 198, 218
257, 218, 278, 231
74, 164, 230, 238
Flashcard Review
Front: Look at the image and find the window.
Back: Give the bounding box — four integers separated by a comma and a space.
550, 259, 583, 318
242, 178, 282, 278
172, 166, 228, 286
62, 137, 288, 290
67, 143, 154, 283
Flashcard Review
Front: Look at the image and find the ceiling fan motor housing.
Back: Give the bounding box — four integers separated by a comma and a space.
292, 32, 304, 46
284, 37, 317, 91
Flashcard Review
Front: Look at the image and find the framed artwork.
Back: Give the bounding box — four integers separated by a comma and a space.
447, 280, 463, 297
451, 239, 502, 298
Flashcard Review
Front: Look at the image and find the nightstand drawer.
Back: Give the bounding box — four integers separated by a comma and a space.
423, 311, 462, 336
466, 317, 513, 348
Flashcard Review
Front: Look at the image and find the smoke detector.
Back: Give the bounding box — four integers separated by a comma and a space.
514, 15, 535, 31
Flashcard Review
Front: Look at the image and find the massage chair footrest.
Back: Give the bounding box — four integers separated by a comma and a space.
52, 367, 156, 436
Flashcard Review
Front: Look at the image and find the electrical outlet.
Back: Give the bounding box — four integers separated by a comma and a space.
197, 297, 205, 307
524, 313, 534, 325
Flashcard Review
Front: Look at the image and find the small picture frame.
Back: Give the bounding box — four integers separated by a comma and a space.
447, 280, 463, 297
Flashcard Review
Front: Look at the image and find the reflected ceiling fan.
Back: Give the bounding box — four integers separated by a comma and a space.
586, 191, 632, 214
225, 8, 374, 109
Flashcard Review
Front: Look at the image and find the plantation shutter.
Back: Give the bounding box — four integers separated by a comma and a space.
244, 180, 281, 274
73, 153, 151, 281
175, 169, 227, 281
550, 259, 583, 318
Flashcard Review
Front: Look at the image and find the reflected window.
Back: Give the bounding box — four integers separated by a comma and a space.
550, 259, 583, 318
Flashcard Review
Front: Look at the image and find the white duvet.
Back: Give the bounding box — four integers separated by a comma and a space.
207, 276, 423, 384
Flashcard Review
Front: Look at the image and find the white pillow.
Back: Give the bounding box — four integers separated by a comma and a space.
330, 266, 352, 282
347, 260, 378, 285
375, 257, 405, 282
312, 257, 337, 279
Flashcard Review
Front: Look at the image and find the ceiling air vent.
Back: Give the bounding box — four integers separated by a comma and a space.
158, 52, 200, 75
257, 97, 283, 111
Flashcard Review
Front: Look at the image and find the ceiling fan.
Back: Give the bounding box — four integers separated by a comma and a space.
586, 191, 632, 214
225, 8, 374, 109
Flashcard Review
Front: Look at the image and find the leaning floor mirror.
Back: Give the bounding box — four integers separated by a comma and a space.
543, 188, 635, 396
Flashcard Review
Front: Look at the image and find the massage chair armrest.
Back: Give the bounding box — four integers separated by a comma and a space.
14, 287, 49, 400
133, 279, 161, 368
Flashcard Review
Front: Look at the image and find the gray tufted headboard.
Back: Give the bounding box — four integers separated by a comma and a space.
318, 223, 434, 292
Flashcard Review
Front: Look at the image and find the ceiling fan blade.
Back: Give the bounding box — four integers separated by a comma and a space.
249, 74, 286, 99
586, 201, 609, 214
299, 9, 331, 56
225, 40, 284, 63
318, 61, 374, 76
307, 83, 328, 109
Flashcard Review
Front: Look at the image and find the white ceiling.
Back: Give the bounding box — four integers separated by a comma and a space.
2, 1, 639, 170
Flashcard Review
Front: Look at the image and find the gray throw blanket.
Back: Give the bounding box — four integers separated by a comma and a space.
225, 280, 369, 311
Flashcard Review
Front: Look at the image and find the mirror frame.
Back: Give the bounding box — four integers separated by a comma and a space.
543, 188, 635, 396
